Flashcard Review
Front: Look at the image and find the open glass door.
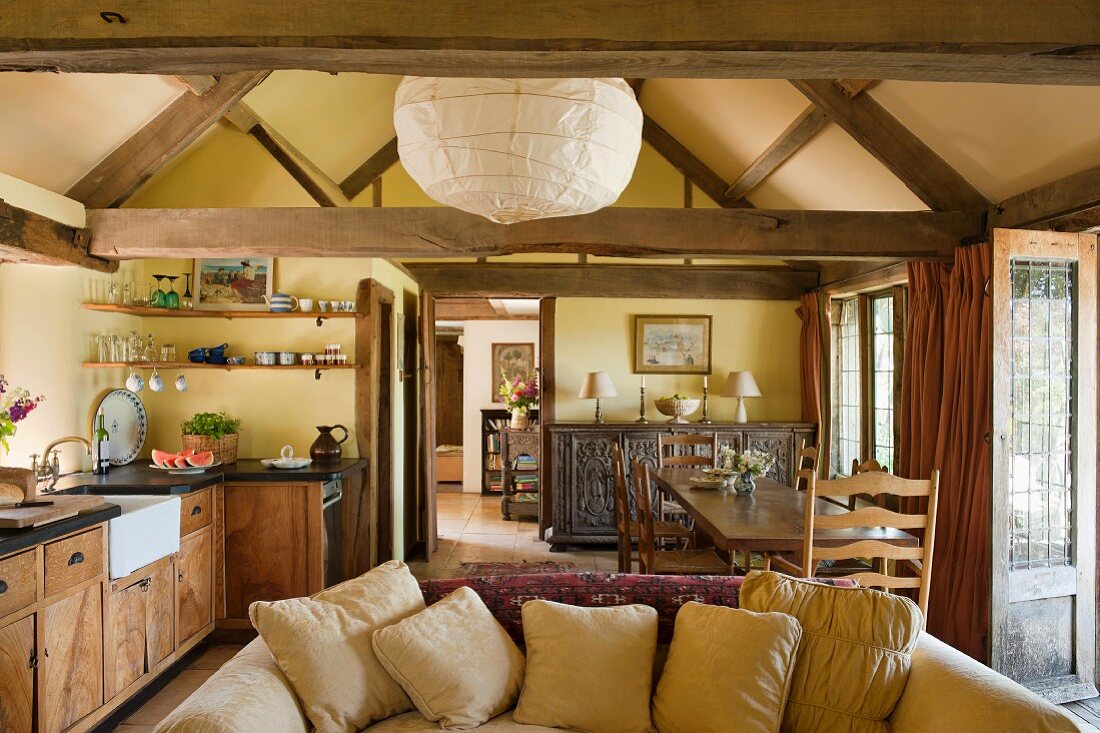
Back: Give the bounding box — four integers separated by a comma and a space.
991, 228, 1097, 702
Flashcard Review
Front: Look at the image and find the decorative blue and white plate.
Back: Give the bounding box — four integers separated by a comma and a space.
95, 389, 148, 466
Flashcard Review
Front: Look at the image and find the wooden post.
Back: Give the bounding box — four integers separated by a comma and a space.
538, 297, 557, 539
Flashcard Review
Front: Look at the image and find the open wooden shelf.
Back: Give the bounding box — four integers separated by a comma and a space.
82, 303, 359, 320
82, 362, 357, 371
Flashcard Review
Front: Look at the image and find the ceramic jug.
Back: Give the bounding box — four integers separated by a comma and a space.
310, 424, 349, 461
262, 293, 299, 313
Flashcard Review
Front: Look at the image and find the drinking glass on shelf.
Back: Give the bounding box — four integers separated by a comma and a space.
95, 334, 110, 363
182, 273, 194, 310
110, 334, 126, 363
129, 281, 147, 306
143, 333, 157, 363
107, 282, 120, 305
128, 331, 143, 362
151, 275, 167, 308
160, 344, 176, 363
165, 276, 180, 309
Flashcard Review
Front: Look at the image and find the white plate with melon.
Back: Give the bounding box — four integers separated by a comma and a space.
150, 449, 221, 474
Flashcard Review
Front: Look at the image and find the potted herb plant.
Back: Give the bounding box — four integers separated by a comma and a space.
180, 411, 241, 464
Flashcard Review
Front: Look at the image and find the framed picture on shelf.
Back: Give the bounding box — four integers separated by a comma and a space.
634, 315, 712, 374
193, 257, 274, 311
491, 342, 535, 402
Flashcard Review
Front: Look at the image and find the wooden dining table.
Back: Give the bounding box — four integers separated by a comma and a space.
649, 467, 918, 563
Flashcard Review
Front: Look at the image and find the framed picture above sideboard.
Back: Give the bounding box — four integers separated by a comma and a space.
634, 314, 712, 374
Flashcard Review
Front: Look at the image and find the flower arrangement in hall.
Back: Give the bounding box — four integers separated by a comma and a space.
0, 375, 44, 453
499, 371, 539, 413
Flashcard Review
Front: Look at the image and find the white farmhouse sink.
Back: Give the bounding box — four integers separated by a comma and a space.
102, 495, 181, 580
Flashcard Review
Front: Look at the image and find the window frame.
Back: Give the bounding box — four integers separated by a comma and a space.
829, 285, 907, 477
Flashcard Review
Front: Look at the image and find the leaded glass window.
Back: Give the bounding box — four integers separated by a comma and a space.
835, 298, 861, 473
871, 294, 895, 469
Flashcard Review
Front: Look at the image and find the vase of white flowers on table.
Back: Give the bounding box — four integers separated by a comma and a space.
718, 447, 775, 495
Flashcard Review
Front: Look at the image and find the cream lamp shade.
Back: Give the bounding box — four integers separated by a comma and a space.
578, 371, 617, 424
721, 371, 762, 424
394, 77, 643, 224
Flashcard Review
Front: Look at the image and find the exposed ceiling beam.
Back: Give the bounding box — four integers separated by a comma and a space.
65, 72, 268, 208
85, 207, 980, 261
339, 138, 399, 201
789, 79, 990, 211
724, 107, 828, 202
992, 165, 1100, 229
1, 2, 1096, 84
175, 75, 218, 96
436, 299, 538, 321
223, 102, 345, 208
0, 199, 115, 272
408, 264, 817, 300
642, 116, 743, 208
1048, 207, 1100, 234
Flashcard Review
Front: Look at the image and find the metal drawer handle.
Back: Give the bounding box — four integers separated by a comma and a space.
28, 652, 37, 669
191, 505, 202, 516
0, 580, 7, 594
178, 571, 184, 583
68, 551, 84, 566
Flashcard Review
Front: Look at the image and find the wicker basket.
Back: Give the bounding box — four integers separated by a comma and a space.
653, 398, 701, 424
180, 433, 239, 465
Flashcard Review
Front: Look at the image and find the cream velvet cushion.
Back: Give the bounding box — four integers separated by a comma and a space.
249, 560, 425, 733
652, 602, 802, 733
514, 600, 658, 733
739, 571, 923, 733
373, 586, 526, 730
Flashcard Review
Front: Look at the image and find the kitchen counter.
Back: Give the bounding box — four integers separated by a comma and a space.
52, 458, 368, 496
0, 502, 121, 558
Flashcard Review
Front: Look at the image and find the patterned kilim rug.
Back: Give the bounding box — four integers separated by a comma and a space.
452, 560, 578, 578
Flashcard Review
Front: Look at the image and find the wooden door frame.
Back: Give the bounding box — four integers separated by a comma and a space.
990, 228, 1098, 701
353, 278, 395, 571
418, 291, 438, 559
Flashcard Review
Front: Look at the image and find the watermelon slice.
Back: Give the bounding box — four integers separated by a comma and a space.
178, 449, 195, 458
173, 456, 191, 469
151, 449, 175, 468
186, 451, 215, 467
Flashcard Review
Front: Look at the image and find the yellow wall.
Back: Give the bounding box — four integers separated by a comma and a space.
554, 298, 803, 424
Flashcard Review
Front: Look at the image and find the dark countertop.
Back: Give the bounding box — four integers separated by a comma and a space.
0, 503, 121, 559
53, 458, 367, 496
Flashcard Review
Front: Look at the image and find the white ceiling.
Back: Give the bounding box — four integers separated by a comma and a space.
1, 71, 1099, 212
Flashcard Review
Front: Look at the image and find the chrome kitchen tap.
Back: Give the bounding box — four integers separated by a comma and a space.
30, 436, 92, 492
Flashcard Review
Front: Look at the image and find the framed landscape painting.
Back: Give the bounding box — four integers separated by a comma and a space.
193, 257, 273, 311
634, 315, 712, 374
491, 342, 535, 402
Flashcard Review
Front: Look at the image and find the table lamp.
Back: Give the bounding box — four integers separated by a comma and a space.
578, 371, 617, 424
721, 371, 761, 423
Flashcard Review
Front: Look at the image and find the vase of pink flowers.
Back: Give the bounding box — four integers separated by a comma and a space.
0, 375, 44, 456
499, 370, 539, 430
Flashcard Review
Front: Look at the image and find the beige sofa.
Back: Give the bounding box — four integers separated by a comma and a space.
154, 573, 1086, 733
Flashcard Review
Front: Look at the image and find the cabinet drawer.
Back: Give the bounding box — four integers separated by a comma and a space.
180, 490, 212, 536
0, 549, 37, 617
44, 527, 104, 597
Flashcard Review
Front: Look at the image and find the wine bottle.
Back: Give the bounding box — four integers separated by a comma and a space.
93, 407, 110, 475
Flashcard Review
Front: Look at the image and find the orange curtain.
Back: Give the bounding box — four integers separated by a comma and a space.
795, 292, 823, 431
898, 244, 992, 661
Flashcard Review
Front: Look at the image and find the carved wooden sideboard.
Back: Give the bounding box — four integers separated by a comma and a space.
545, 422, 816, 548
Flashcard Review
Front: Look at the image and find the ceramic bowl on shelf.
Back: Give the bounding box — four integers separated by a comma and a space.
277, 351, 298, 366
187, 348, 206, 363
226, 356, 246, 365
254, 351, 277, 366
654, 397, 701, 424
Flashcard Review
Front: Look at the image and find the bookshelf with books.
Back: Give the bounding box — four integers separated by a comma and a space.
501, 428, 541, 521
480, 407, 538, 495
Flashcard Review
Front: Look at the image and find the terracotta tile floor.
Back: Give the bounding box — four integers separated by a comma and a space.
406, 493, 618, 579
111, 494, 610, 730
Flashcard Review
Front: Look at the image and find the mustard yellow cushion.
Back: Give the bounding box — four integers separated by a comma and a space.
373, 586, 526, 730
652, 602, 802, 733
739, 571, 923, 733
248, 560, 425, 733
513, 600, 657, 733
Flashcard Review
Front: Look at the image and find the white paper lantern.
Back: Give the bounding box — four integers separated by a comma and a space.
394, 77, 642, 224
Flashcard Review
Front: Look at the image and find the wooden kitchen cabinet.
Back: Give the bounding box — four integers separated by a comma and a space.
0, 613, 35, 733
40, 583, 103, 733
105, 557, 176, 701
176, 527, 212, 646
222, 482, 320, 621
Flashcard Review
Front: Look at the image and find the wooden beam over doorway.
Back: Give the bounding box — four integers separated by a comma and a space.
992, 165, 1100, 230
789, 79, 990, 211
0, 200, 116, 272
86, 207, 980, 261
407, 264, 818, 299
65, 72, 268, 208
435, 299, 538, 321
0, 2, 1096, 85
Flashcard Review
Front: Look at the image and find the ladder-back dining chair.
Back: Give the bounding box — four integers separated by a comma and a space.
656, 433, 717, 524
850, 457, 890, 510
765, 468, 940, 619
611, 444, 693, 573
632, 460, 733, 576
793, 439, 819, 491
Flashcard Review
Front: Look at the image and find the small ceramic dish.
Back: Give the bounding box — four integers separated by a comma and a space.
254, 351, 277, 366
226, 356, 246, 365
688, 476, 726, 489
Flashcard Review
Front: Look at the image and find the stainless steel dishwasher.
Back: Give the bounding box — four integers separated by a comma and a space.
321, 478, 343, 587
